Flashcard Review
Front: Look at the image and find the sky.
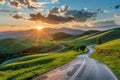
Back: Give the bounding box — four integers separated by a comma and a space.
0, 0, 120, 31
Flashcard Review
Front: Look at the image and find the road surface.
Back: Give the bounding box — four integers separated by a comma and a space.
33, 45, 118, 80
0, 45, 65, 66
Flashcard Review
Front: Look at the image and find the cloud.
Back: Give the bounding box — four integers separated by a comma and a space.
60, 5, 69, 13
65, 10, 96, 22
26, 7, 96, 24
115, 5, 120, 9
7, 0, 59, 11
52, 0, 59, 3
49, 5, 69, 15
29, 13, 73, 24
12, 14, 24, 19
0, 9, 18, 13
0, 0, 5, 4
49, 7, 59, 14
91, 20, 117, 27
8, 0, 20, 8
114, 14, 120, 18
97, 8, 110, 13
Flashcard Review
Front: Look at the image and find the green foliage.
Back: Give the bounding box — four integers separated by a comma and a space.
0, 51, 79, 80
96, 37, 102, 44
72, 44, 86, 53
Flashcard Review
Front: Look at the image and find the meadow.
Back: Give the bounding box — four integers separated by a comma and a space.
0, 50, 80, 80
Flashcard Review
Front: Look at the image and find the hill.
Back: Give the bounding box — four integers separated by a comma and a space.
0, 38, 33, 60
91, 39, 120, 78
62, 28, 120, 45
51, 32, 73, 40
0, 38, 62, 62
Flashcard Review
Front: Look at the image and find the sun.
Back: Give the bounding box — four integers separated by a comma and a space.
36, 26, 43, 30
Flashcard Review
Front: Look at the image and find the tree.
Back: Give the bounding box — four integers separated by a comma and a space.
97, 37, 102, 44
79, 45, 86, 52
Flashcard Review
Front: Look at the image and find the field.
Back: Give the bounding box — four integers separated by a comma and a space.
0, 38, 61, 63
61, 28, 120, 46
91, 39, 120, 78
0, 50, 81, 80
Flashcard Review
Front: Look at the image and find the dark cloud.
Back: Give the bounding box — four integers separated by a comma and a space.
115, 5, 120, 9
28, 8, 96, 24
91, 20, 117, 27
65, 10, 96, 22
49, 7, 59, 14
8, 0, 41, 10
9, 0, 20, 8
29, 13, 73, 24
12, 14, 24, 19
7, 0, 58, 11
0, 9, 18, 13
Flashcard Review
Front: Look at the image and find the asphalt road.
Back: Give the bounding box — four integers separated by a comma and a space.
33, 44, 118, 80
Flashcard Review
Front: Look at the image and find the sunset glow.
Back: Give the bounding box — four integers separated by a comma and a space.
36, 26, 43, 30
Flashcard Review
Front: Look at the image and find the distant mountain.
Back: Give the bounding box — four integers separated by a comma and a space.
0, 28, 84, 39
42, 27, 84, 34
51, 32, 73, 40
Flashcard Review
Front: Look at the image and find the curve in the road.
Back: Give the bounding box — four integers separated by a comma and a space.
70, 44, 118, 80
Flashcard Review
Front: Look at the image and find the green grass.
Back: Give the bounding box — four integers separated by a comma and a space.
91, 39, 120, 78
0, 50, 80, 80
0, 38, 33, 54
0, 38, 61, 63
14, 54, 50, 62
61, 28, 120, 46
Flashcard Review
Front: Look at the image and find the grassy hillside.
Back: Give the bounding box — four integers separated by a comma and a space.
0, 38, 61, 63
51, 32, 73, 40
0, 51, 80, 80
0, 38, 34, 60
61, 28, 120, 46
91, 39, 120, 79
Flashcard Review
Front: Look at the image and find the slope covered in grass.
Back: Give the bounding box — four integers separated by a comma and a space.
0, 38, 34, 61
0, 38, 33, 54
91, 39, 120, 79
0, 38, 61, 63
61, 28, 120, 45
0, 51, 79, 80
51, 32, 73, 40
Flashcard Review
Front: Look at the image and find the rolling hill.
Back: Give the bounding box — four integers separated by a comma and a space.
91, 39, 120, 79
62, 28, 120, 45
0, 38, 34, 60
51, 32, 73, 40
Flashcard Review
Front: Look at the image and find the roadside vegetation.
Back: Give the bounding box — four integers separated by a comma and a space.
0, 50, 81, 80
91, 39, 120, 79
0, 38, 61, 63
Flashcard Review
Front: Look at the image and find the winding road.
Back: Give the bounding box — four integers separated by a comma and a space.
33, 45, 118, 80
